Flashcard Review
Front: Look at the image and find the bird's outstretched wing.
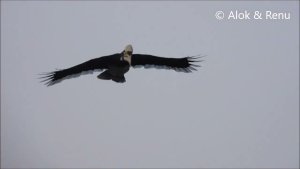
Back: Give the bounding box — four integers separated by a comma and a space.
131, 54, 203, 72
40, 54, 120, 86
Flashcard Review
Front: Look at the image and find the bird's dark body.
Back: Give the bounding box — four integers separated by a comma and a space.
40, 45, 202, 86
98, 56, 130, 83
108, 63, 130, 76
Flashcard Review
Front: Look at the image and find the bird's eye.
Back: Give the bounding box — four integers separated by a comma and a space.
126, 51, 132, 55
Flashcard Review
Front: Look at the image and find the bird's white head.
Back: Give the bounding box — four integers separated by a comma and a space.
122, 44, 133, 65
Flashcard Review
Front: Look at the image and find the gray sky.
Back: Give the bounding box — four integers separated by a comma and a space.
1, 1, 299, 168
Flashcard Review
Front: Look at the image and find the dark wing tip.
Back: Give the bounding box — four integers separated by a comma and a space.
186, 54, 205, 72
39, 71, 62, 86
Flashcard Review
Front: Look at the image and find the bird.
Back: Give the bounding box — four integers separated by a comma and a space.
40, 44, 203, 86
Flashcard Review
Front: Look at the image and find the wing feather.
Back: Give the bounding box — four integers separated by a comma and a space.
40, 54, 120, 86
131, 54, 202, 72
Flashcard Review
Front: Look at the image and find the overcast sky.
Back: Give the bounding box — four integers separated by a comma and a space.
1, 1, 299, 168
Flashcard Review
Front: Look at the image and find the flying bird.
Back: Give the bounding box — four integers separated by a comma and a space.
40, 45, 203, 86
